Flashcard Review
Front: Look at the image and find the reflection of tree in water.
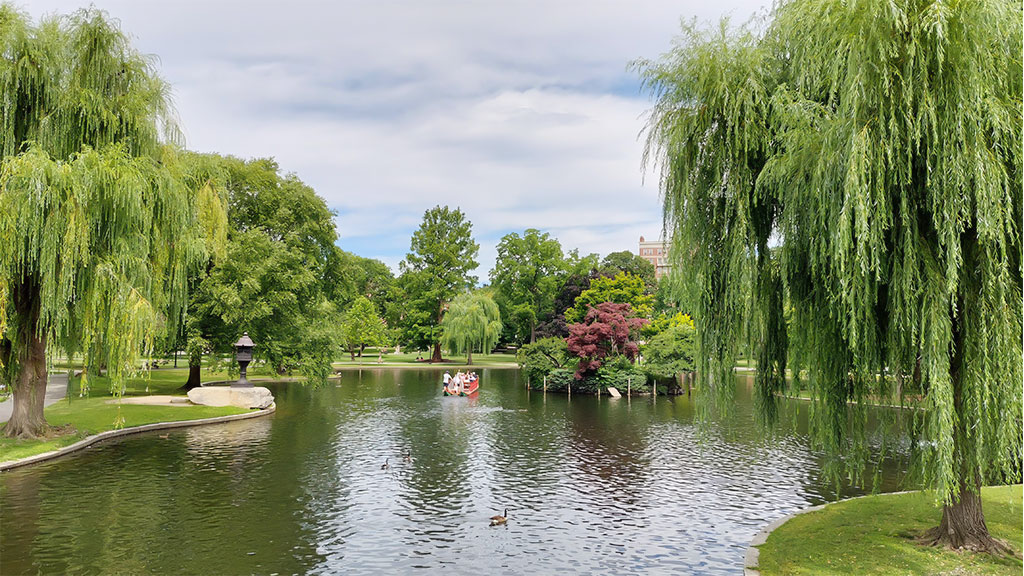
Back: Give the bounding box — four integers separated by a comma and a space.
483, 381, 570, 512
390, 369, 476, 520
1, 371, 918, 574
564, 396, 654, 506
0, 406, 329, 575
0, 469, 43, 574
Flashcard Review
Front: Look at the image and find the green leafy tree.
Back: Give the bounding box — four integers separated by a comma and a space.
341, 296, 388, 361
0, 8, 225, 437
564, 272, 654, 324
515, 337, 569, 382
638, 0, 1021, 550
642, 311, 694, 340
490, 229, 565, 344
642, 320, 696, 379
440, 291, 502, 365
400, 206, 479, 361
600, 251, 657, 292
185, 155, 340, 384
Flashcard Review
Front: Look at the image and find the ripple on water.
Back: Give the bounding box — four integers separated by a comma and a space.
1, 372, 909, 575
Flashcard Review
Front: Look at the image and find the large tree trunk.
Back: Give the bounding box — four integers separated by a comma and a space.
922, 482, 1008, 552
466, 349, 473, 366
181, 359, 202, 391
430, 342, 443, 363
921, 226, 1011, 555
5, 279, 49, 439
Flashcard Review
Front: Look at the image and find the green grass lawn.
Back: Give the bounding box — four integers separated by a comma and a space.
332, 350, 519, 369
1, 367, 251, 463
757, 485, 1023, 576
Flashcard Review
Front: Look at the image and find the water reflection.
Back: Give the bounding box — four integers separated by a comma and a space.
1, 370, 910, 575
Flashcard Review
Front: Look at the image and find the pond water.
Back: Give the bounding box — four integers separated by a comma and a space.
1, 369, 907, 575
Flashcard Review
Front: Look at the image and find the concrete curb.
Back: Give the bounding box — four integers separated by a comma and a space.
743, 490, 916, 575
0, 403, 276, 472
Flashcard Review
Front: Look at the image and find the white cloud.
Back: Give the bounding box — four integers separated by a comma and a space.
22, 0, 771, 275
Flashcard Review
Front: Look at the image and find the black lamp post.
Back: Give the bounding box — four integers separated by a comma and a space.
233, 332, 254, 388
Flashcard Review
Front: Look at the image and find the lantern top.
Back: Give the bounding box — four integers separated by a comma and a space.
234, 332, 254, 348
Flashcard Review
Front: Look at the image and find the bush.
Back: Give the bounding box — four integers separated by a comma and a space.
526, 366, 651, 395
517, 337, 570, 382
641, 323, 696, 379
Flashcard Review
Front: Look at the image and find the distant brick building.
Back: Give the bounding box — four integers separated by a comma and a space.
638, 236, 670, 279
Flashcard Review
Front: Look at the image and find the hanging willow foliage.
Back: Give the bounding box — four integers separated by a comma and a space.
638, 0, 1022, 533
0, 6, 226, 436
441, 291, 503, 364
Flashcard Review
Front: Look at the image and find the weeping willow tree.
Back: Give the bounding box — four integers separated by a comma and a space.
440, 291, 502, 366
638, 0, 1021, 553
0, 7, 225, 438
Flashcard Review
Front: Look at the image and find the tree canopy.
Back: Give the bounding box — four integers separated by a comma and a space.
440, 291, 502, 365
399, 205, 479, 361
564, 272, 653, 324
638, 0, 1021, 550
566, 302, 646, 379
186, 154, 340, 382
341, 296, 388, 361
490, 229, 565, 344
600, 251, 656, 292
0, 7, 225, 437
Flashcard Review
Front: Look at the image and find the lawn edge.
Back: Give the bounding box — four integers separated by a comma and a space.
743, 489, 917, 575
0, 403, 276, 472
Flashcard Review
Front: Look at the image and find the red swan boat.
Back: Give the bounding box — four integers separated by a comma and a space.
443, 373, 479, 396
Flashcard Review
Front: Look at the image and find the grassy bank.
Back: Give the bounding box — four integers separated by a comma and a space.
1, 367, 250, 463
757, 485, 1023, 575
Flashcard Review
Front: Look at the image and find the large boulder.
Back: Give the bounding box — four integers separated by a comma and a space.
187, 386, 274, 410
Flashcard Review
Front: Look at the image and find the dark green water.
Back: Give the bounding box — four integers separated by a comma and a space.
0, 369, 906, 575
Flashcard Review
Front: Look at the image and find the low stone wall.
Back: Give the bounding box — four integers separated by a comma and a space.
0, 404, 276, 472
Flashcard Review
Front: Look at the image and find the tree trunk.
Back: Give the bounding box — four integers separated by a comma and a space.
920, 225, 1011, 555
466, 349, 473, 366
921, 483, 1009, 552
5, 279, 49, 439
358, 343, 364, 358
431, 301, 445, 362
182, 360, 202, 391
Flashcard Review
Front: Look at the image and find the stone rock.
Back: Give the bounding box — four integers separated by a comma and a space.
187, 386, 274, 410
607, 386, 622, 398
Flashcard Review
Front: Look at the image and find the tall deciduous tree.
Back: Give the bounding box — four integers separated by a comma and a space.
638, 0, 1021, 551
400, 206, 478, 362
600, 251, 657, 293
490, 229, 565, 344
440, 291, 502, 365
186, 155, 340, 384
0, 8, 225, 437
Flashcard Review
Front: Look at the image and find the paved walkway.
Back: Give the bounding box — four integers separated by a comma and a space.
0, 374, 69, 424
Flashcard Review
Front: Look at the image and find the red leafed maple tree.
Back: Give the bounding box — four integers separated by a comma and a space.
566, 302, 647, 379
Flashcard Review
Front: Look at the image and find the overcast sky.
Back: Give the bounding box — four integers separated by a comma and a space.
24, 0, 770, 278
